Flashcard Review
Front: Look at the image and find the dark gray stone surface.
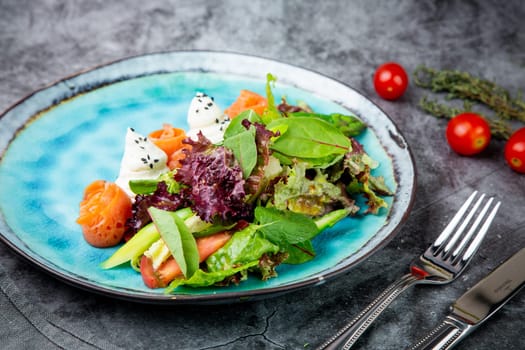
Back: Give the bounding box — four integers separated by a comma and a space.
1, 0, 524, 349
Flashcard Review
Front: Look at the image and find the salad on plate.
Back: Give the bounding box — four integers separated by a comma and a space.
76, 74, 393, 293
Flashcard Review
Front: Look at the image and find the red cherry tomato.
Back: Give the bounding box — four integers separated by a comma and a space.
445, 113, 491, 156
504, 127, 525, 173
373, 62, 409, 100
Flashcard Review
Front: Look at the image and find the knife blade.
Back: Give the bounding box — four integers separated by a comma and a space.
409, 247, 525, 350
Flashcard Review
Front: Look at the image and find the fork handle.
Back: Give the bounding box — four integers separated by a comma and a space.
318, 273, 419, 350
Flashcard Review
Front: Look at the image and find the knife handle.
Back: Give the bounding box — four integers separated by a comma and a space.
408, 316, 473, 350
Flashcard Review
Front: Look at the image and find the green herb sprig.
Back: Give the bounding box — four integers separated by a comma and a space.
414, 65, 525, 139
418, 96, 513, 140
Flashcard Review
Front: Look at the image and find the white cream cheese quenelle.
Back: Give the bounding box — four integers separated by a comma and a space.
115, 128, 169, 198
186, 92, 230, 144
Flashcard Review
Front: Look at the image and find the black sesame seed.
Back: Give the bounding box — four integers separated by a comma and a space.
149, 164, 153, 169
130, 127, 135, 132
204, 106, 209, 110
215, 118, 219, 124
207, 102, 213, 107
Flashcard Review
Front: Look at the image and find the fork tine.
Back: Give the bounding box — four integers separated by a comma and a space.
442, 193, 486, 255
459, 200, 501, 262
432, 191, 478, 248
451, 197, 494, 258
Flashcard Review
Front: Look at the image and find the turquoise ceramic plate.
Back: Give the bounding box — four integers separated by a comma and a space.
0, 51, 415, 304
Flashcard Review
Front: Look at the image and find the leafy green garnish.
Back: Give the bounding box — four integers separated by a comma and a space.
192, 222, 237, 238
206, 224, 280, 272
289, 112, 366, 137
267, 116, 351, 168
223, 123, 257, 178
165, 261, 259, 291
262, 73, 281, 124
283, 240, 315, 264
129, 171, 180, 195
343, 144, 393, 214
254, 207, 318, 245
269, 208, 351, 265
273, 162, 357, 216
148, 207, 199, 278
223, 110, 261, 138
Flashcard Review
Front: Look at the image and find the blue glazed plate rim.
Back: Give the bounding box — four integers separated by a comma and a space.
0, 50, 417, 304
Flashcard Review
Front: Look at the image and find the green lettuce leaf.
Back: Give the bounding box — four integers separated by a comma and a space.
206, 224, 280, 272
343, 139, 393, 214
165, 261, 259, 291
273, 162, 358, 216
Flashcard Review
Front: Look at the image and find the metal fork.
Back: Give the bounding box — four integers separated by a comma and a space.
318, 191, 501, 350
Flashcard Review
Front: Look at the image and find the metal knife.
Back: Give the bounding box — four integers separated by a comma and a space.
408, 247, 525, 350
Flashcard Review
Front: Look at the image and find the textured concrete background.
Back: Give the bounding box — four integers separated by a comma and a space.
1, 1, 524, 349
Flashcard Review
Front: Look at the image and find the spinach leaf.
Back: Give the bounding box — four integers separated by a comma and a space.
223, 110, 261, 138
148, 207, 199, 278
254, 206, 319, 245
223, 126, 257, 178
283, 240, 316, 264
192, 222, 237, 238
129, 171, 180, 195
268, 116, 351, 159
289, 112, 366, 137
